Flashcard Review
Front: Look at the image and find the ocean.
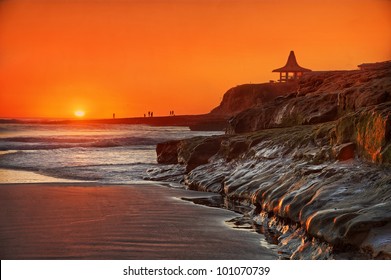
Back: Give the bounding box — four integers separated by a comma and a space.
0, 122, 222, 184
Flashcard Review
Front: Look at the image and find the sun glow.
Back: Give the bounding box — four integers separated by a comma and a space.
74, 110, 85, 118
0, 0, 390, 118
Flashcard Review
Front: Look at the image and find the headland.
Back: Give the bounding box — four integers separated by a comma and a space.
153, 62, 391, 259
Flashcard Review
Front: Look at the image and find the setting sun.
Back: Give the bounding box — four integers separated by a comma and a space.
74, 110, 85, 118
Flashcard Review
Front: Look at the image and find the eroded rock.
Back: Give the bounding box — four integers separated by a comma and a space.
154, 62, 391, 259
156, 140, 180, 164
335, 102, 391, 164
210, 82, 297, 117
227, 64, 391, 134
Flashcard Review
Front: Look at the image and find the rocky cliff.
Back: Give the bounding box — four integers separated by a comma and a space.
229, 68, 391, 132
152, 62, 391, 259
210, 82, 298, 117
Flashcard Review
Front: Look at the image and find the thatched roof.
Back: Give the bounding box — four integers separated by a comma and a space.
272, 51, 311, 73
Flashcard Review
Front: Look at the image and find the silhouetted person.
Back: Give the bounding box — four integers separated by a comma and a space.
144, 113, 146, 117
151, 112, 153, 117
113, 113, 115, 119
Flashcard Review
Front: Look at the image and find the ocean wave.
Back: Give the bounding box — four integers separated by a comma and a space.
0, 136, 167, 150
0, 123, 220, 183
0, 146, 155, 166
0, 162, 158, 182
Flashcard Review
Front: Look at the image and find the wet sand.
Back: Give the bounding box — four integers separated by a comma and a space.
0, 183, 277, 259
0, 169, 84, 184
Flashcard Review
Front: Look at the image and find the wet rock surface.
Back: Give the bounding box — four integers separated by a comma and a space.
152, 63, 391, 259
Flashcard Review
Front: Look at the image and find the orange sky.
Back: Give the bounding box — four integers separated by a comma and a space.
0, 0, 390, 119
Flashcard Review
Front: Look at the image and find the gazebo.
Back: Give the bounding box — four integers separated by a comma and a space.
272, 51, 311, 82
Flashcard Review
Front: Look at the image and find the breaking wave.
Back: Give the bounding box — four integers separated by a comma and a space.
0, 136, 168, 150
0, 123, 222, 183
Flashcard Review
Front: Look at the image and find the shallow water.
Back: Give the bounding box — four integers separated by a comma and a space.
0, 169, 83, 184
0, 123, 221, 183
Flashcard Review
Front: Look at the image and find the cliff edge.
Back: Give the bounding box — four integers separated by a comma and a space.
210, 82, 297, 117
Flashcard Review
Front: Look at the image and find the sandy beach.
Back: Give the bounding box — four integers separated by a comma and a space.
0, 183, 277, 260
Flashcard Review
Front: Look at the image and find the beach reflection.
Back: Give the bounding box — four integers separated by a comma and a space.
0, 184, 277, 259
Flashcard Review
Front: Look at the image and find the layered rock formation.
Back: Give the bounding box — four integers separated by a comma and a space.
153, 62, 391, 259
210, 82, 297, 117
229, 67, 391, 133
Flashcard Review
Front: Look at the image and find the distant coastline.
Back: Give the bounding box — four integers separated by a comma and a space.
0, 114, 228, 131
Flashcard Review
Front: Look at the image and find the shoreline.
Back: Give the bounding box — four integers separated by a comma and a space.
0, 168, 87, 184
0, 114, 228, 131
153, 66, 391, 259
0, 183, 278, 260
